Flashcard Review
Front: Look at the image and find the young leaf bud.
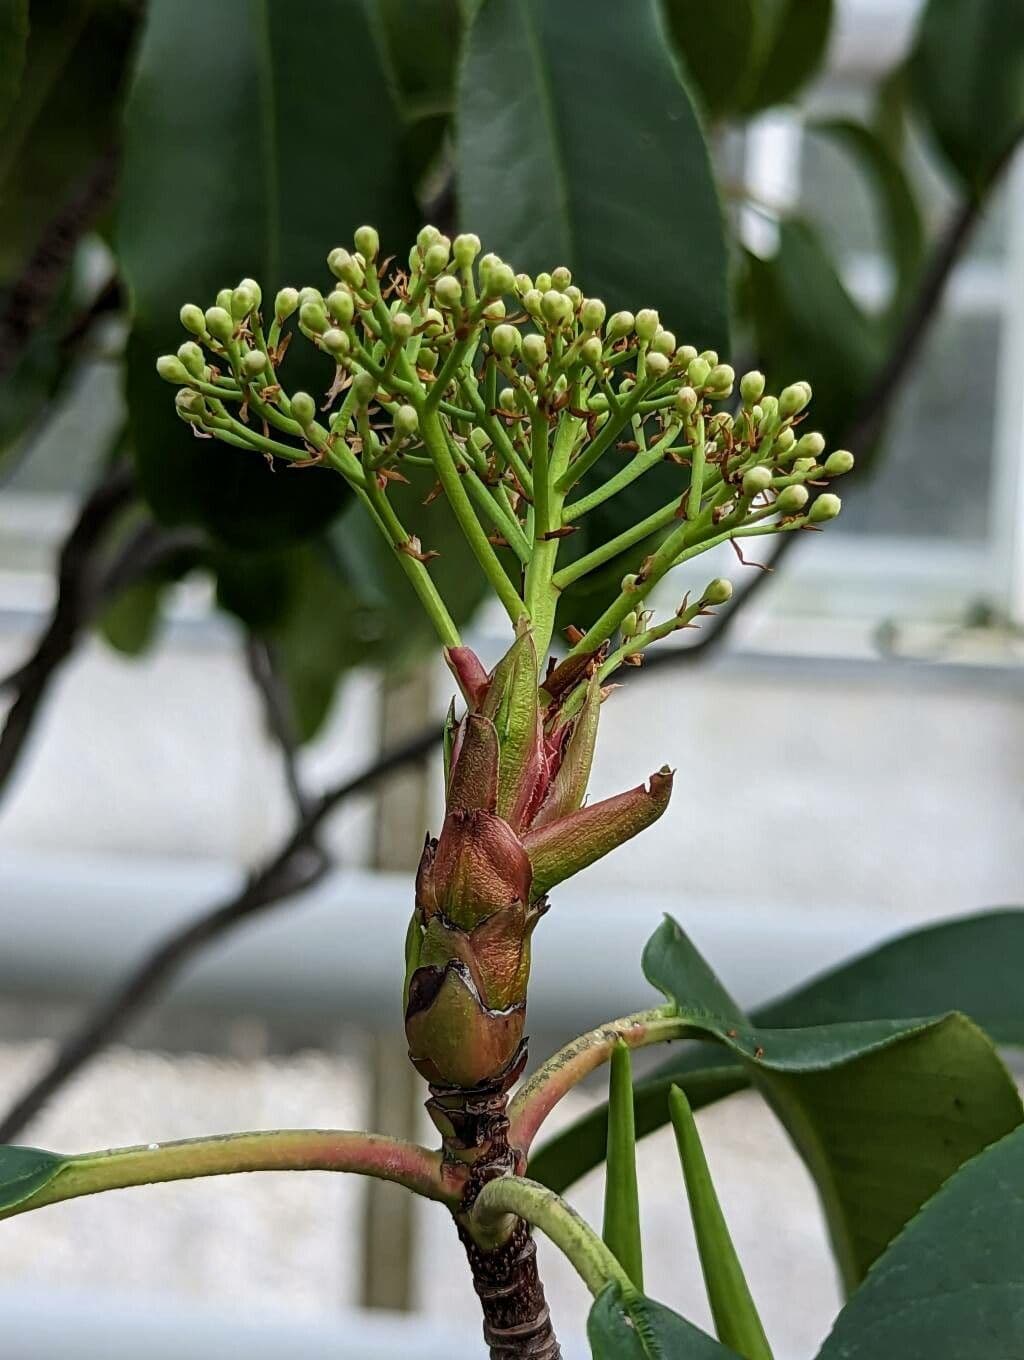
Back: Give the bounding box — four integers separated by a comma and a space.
534, 271, 553, 293
394, 404, 419, 437
291, 391, 316, 427
635, 308, 660, 342
580, 335, 604, 367
275, 287, 300, 321
204, 307, 234, 343
645, 351, 670, 377
485, 261, 515, 298
156, 354, 191, 384
675, 386, 698, 416
180, 303, 207, 336
354, 225, 380, 261
551, 265, 572, 290
740, 370, 766, 407
491, 323, 521, 358
434, 274, 462, 309
241, 348, 268, 377
809, 493, 842, 522
742, 465, 772, 496
322, 328, 351, 356
779, 381, 811, 418
652, 328, 676, 357
707, 363, 735, 393
824, 449, 854, 477
423, 242, 451, 277
686, 356, 711, 388
391, 312, 414, 342
607, 310, 635, 340
522, 333, 548, 368
176, 341, 206, 378
299, 300, 329, 334
702, 577, 733, 605
776, 484, 809, 514
452, 233, 482, 269
580, 297, 606, 332
327, 289, 354, 325
796, 431, 826, 458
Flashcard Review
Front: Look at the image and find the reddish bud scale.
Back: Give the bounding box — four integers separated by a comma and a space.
405, 632, 673, 1090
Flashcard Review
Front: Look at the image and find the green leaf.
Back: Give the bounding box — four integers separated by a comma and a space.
376, 0, 460, 118
603, 1042, 644, 1290
741, 0, 834, 115
119, 0, 416, 546
98, 578, 166, 657
589, 1282, 743, 1359
644, 917, 1023, 1290
0, 0, 28, 135
0, 1145, 66, 1212
457, 0, 728, 353
661, 0, 761, 122
531, 908, 1024, 1193
910, 0, 1024, 195
816, 1123, 1024, 1359
809, 118, 925, 318
669, 1086, 773, 1360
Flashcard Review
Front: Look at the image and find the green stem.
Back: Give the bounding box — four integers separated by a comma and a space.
470, 1176, 635, 1300
0, 1130, 457, 1221
563, 422, 686, 523
554, 385, 650, 495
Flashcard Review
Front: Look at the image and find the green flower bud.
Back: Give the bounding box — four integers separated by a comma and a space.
776, 484, 809, 514
779, 381, 811, 418
469, 427, 491, 453
291, 391, 316, 427
299, 287, 324, 307
809, 492, 841, 522
698, 349, 718, 367
354, 224, 379, 261
156, 354, 191, 384
793, 456, 817, 473
635, 308, 660, 342
328, 247, 364, 287
645, 350, 670, 377
551, 265, 572, 290
452, 233, 482, 269
541, 289, 572, 326
565, 284, 582, 308
485, 261, 515, 298
241, 348, 268, 378
239, 276, 263, 306
580, 335, 604, 367
774, 426, 796, 453
417, 224, 442, 252
740, 370, 765, 407
327, 289, 354, 325
580, 297, 606, 332
216, 288, 234, 312
702, 577, 733, 605
621, 611, 639, 637
322, 327, 350, 356
498, 387, 517, 412
275, 287, 300, 321
204, 306, 234, 343
423, 242, 451, 278
423, 308, 444, 335
176, 341, 206, 378
707, 363, 735, 393
391, 312, 414, 342
589, 393, 609, 412
675, 344, 698, 367
180, 303, 207, 336
394, 404, 419, 437
352, 371, 377, 406
514, 273, 534, 296
651, 328, 676, 357
434, 274, 462, 309
523, 288, 544, 318
796, 431, 826, 458
824, 449, 854, 477
299, 300, 329, 334
175, 387, 206, 422
419, 348, 438, 374
742, 465, 773, 496
675, 385, 699, 416
686, 356, 711, 388
478, 251, 500, 278
522, 333, 547, 368
534, 271, 553, 293
607, 310, 635, 340
483, 299, 506, 321
491, 323, 521, 358
621, 572, 639, 593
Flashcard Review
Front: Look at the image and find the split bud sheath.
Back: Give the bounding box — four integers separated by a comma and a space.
405, 628, 672, 1091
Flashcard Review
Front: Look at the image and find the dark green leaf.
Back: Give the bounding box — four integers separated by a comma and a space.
817, 1124, 1024, 1359
589, 1282, 742, 1359
741, 0, 833, 115
0, 1145, 65, 1212
0, 0, 28, 135
662, 0, 760, 122
531, 909, 1024, 1275
98, 578, 166, 657
910, 0, 1024, 194
643, 916, 1022, 1289
458, 0, 728, 352
119, 0, 416, 545
376, 0, 460, 118
603, 1042, 644, 1290
809, 118, 925, 318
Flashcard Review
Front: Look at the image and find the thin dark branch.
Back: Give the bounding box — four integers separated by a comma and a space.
244, 636, 313, 819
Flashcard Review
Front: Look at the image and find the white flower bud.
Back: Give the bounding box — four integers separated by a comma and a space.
522, 333, 548, 368
652, 328, 676, 357
607, 310, 635, 340
322, 328, 350, 356
635, 308, 660, 342
156, 354, 191, 384
742, 465, 772, 496
180, 303, 207, 335
675, 386, 698, 416
391, 312, 414, 342
645, 351, 670, 377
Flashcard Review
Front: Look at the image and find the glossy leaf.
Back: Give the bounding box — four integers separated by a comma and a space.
0, 0, 28, 134
669, 1086, 773, 1360
910, 0, 1024, 195
0, 1145, 65, 1213
589, 1282, 742, 1359
644, 916, 1023, 1290
662, 0, 760, 122
119, 0, 416, 545
603, 1043, 644, 1290
741, 0, 834, 115
817, 1123, 1024, 1359
809, 118, 925, 318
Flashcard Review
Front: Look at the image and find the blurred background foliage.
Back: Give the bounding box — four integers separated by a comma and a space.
1, 0, 1022, 745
